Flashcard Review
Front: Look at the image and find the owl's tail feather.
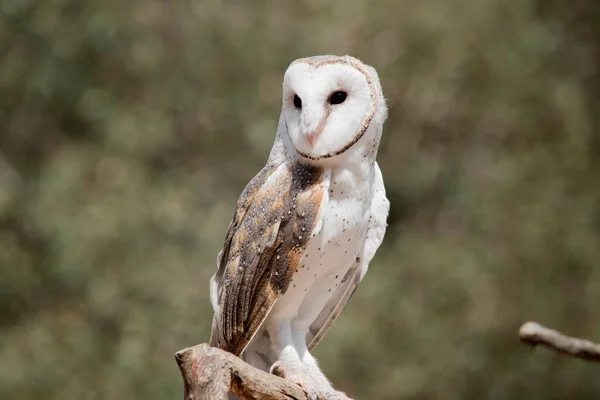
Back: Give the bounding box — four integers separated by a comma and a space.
208, 316, 220, 348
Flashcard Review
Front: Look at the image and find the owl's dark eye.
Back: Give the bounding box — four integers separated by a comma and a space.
293, 94, 302, 108
329, 91, 347, 105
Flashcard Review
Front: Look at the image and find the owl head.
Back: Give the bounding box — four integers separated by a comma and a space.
277, 55, 388, 164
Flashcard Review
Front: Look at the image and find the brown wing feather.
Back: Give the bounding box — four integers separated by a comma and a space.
213, 164, 275, 285
210, 160, 327, 356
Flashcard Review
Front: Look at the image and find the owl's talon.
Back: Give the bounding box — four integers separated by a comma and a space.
270, 361, 287, 379
270, 360, 330, 400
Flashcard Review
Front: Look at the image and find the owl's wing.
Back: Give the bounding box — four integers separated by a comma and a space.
307, 162, 389, 351
209, 160, 329, 356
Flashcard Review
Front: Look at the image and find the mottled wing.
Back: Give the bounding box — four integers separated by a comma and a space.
209, 163, 274, 323
307, 163, 389, 350
210, 161, 329, 356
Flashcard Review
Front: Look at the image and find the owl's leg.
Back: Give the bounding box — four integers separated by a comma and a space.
268, 321, 352, 400
267, 321, 326, 400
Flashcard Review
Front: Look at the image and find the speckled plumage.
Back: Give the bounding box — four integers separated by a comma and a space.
209, 161, 327, 355
209, 55, 389, 400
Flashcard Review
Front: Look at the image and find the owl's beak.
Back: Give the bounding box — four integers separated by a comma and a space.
301, 104, 327, 148
307, 131, 320, 147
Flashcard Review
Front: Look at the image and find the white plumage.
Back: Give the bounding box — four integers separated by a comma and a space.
209, 55, 389, 399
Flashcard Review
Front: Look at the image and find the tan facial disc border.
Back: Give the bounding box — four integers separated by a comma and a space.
289, 57, 378, 161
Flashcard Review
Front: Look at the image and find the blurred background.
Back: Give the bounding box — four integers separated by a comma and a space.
1, 0, 599, 399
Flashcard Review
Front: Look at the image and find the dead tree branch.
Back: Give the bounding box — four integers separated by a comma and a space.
175, 343, 308, 400
519, 321, 600, 362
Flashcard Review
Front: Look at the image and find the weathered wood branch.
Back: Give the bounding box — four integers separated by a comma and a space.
177, 322, 600, 399
175, 343, 309, 400
519, 321, 600, 362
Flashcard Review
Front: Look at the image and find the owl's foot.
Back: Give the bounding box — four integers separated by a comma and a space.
271, 360, 325, 400
270, 361, 352, 400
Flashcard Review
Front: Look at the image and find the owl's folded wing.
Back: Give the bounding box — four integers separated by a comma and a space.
307, 162, 389, 350
209, 160, 329, 356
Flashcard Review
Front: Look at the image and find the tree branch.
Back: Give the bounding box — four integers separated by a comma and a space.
175, 343, 308, 400
519, 321, 600, 362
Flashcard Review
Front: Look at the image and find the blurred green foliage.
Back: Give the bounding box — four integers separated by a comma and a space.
1, 0, 599, 399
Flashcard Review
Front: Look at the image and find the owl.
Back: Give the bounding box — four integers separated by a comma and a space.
209, 55, 389, 400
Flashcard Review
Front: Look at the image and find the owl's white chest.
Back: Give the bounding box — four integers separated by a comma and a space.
267, 165, 373, 332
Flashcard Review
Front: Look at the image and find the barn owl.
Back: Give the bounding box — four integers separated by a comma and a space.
209, 55, 389, 400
